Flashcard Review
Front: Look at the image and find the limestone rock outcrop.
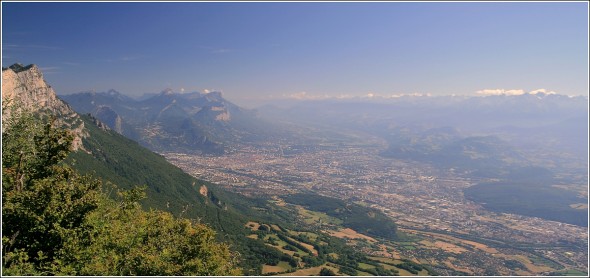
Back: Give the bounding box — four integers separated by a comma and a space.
2, 63, 87, 150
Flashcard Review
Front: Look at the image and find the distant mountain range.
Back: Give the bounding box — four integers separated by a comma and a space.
258, 92, 588, 132
60, 89, 274, 154
59, 84, 588, 161
258, 93, 588, 172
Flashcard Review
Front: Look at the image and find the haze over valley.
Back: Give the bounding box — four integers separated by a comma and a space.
57, 84, 589, 275
2, 1, 588, 276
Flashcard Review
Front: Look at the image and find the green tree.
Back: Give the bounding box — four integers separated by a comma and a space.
319, 267, 336, 276
57, 190, 239, 275
2, 111, 99, 274
58, 187, 241, 275
2, 108, 241, 275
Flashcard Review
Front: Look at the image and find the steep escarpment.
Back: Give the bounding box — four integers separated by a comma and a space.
2, 64, 86, 150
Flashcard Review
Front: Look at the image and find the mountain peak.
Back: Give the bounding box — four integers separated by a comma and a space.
160, 88, 175, 96
7, 63, 39, 74
106, 89, 121, 96
3, 63, 44, 83
206, 90, 223, 97
204, 91, 224, 102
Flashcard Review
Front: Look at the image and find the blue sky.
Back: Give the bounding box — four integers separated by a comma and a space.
2, 2, 588, 105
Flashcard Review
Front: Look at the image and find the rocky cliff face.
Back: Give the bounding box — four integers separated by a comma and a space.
94, 105, 123, 133
2, 63, 87, 150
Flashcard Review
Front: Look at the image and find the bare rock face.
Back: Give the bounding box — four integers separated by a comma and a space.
2, 63, 87, 150
94, 105, 121, 133
211, 105, 231, 122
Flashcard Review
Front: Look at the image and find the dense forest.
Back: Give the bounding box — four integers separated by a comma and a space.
284, 193, 398, 240
464, 181, 588, 227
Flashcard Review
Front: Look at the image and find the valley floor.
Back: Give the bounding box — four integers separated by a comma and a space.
163, 133, 588, 275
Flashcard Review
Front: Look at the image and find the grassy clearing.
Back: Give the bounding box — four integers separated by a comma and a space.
280, 263, 341, 276
262, 261, 290, 274
297, 206, 343, 225
270, 197, 287, 207
357, 262, 375, 270
354, 200, 370, 207
245, 221, 260, 231
264, 234, 308, 256
290, 231, 319, 241
379, 263, 397, 270
328, 252, 339, 260
398, 264, 431, 275
264, 235, 289, 249
395, 231, 422, 242
433, 240, 468, 254
511, 255, 555, 273
277, 261, 292, 269
356, 270, 374, 276
279, 266, 322, 276
417, 269, 429, 276
327, 228, 377, 243
369, 256, 404, 265
515, 270, 533, 275
495, 253, 558, 275
283, 235, 315, 256
418, 239, 467, 254
404, 229, 498, 254
296, 240, 318, 256
370, 256, 432, 276
561, 269, 588, 276
397, 268, 417, 276
529, 255, 562, 269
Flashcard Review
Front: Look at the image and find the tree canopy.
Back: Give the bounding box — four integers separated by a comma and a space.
1, 109, 241, 275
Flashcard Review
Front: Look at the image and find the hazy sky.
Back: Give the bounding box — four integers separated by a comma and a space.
2, 2, 588, 105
